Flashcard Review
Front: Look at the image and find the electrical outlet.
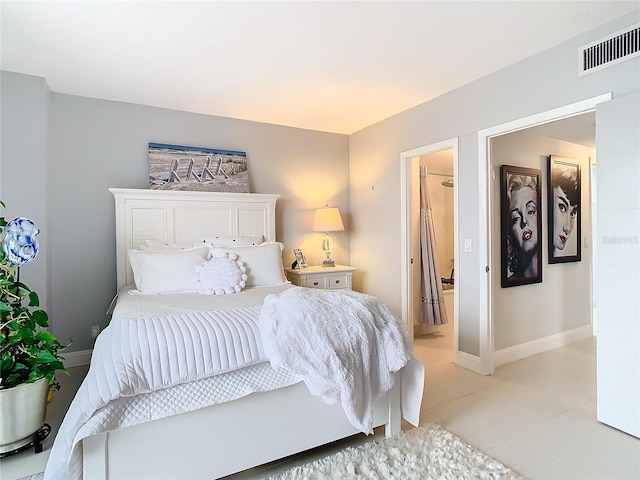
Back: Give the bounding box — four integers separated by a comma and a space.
90, 325, 101, 340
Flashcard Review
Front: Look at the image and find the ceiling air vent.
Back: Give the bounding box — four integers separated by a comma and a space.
578, 23, 639, 76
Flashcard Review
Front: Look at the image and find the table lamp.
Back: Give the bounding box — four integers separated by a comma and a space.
312, 206, 344, 267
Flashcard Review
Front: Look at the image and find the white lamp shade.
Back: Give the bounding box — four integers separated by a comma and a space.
312, 207, 344, 232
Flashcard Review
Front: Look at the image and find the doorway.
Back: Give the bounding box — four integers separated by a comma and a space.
477, 93, 611, 374
400, 138, 459, 367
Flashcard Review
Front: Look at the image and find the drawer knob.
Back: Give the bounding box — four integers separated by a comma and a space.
313, 281, 319, 286
335, 280, 341, 284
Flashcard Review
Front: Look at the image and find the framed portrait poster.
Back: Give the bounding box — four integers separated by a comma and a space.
500, 165, 543, 288
547, 155, 581, 264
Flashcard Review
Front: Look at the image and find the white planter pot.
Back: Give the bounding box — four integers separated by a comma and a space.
0, 377, 48, 454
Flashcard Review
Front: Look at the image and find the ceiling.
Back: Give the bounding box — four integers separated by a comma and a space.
1, 1, 637, 134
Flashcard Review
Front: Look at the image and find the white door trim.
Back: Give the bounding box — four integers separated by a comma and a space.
477, 92, 612, 375
400, 138, 459, 356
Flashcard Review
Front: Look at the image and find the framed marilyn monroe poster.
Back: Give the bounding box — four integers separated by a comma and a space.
500, 165, 543, 288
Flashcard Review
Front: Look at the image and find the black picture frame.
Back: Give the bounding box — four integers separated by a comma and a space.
547, 155, 581, 264
500, 165, 543, 288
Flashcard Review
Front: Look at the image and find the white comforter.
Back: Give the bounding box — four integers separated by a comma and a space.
45, 285, 424, 480
44, 306, 267, 480
260, 286, 424, 434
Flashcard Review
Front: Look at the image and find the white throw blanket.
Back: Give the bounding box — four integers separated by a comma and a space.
44, 306, 266, 480
259, 287, 424, 434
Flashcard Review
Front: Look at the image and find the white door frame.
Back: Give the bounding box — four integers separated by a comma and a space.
477, 92, 612, 375
400, 138, 459, 356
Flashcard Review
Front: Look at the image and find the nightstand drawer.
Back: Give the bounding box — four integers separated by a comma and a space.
285, 265, 356, 291
302, 277, 328, 289
327, 274, 350, 289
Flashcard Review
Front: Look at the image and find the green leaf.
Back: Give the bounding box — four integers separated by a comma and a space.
28, 291, 40, 307
34, 352, 58, 363
1, 357, 14, 371
0, 302, 10, 312
35, 330, 56, 342
49, 360, 64, 370
32, 310, 48, 326
19, 328, 35, 340
6, 373, 22, 384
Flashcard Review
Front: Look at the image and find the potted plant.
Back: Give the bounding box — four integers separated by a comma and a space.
0, 201, 70, 456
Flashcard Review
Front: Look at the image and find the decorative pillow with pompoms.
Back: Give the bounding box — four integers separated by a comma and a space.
196, 249, 248, 295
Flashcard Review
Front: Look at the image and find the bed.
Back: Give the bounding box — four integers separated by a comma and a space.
44, 188, 423, 480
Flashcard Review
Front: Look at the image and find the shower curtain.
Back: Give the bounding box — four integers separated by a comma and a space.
420, 168, 448, 326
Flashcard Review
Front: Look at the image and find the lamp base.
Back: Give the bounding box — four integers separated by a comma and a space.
322, 259, 336, 267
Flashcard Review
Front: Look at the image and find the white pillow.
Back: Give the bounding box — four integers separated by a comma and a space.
142, 239, 194, 250
197, 235, 264, 248
128, 248, 209, 294
196, 250, 248, 295
139, 243, 211, 254
222, 242, 288, 287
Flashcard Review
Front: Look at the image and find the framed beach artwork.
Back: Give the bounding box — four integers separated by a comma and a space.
547, 155, 581, 264
500, 165, 543, 288
148, 143, 249, 193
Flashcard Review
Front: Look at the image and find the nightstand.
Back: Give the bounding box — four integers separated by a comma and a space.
285, 265, 356, 291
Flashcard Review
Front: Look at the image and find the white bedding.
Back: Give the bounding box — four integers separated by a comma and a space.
75, 362, 300, 444
45, 285, 295, 480
260, 287, 424, 434
45, 284, 424, 480
111, 283, 293, 321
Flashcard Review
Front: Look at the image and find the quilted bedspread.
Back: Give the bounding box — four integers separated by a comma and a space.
44, 306, 266, 480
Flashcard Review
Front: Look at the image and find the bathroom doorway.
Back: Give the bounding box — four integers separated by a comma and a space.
399, 138, 459, 369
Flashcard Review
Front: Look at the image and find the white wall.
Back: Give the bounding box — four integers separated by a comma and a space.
349, 11, 639, 358
595, 91, 640, 437
1, 73, 350, 351
491, 130, 594, 350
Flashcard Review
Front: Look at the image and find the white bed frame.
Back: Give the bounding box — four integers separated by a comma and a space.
82, 188, 401, 480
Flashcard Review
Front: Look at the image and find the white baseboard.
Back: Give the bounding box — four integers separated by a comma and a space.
62, 349, 92, 368
455, 351, 482, 373
494, 325, 593, 367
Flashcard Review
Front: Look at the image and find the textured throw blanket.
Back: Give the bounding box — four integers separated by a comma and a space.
259, 287, 424, 434
44, 306, 265, 480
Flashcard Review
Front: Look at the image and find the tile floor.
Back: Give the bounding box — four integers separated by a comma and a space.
2, 315, 639, 479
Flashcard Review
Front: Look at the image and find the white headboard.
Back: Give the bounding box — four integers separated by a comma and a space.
110, 188, 280, 290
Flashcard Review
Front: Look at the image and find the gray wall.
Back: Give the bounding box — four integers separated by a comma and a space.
349, 11, 639, 357
491, 131, 594, 350
1, 75, 350, 351
0, 73, 51, 311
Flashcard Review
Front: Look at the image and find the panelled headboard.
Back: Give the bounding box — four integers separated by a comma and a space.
110, 188, 280, 290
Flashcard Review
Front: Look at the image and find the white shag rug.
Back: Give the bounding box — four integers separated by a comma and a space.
267, 424, 524, 480
18, 424, 523, 480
